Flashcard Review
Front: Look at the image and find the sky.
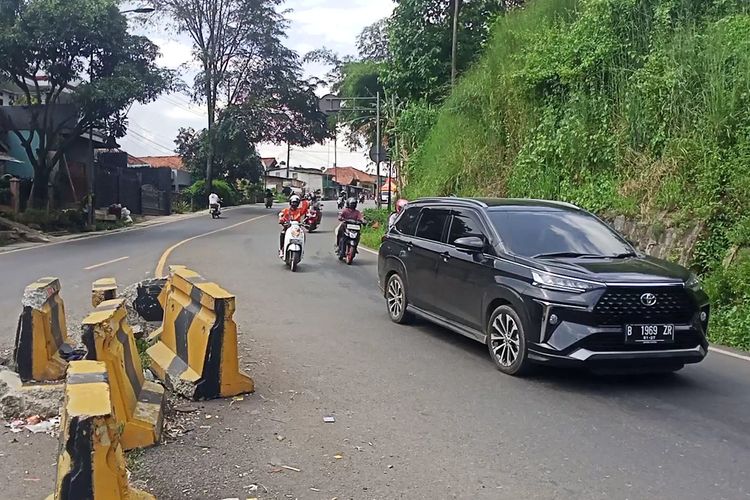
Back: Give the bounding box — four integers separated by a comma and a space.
119, 0, 395, 172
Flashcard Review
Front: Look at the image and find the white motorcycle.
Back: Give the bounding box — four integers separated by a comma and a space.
281, 220, 305, 272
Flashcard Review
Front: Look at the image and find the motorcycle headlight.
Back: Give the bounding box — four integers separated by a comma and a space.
531, 270, 603, 293
685, 272, 701, 290
290, 227, 302, 237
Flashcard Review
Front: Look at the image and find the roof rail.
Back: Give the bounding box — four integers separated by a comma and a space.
413, 197, 488, 208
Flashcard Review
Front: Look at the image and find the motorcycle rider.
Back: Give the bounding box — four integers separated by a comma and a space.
336, 197, 365, 257
278, 195, 306, 257
388, 198, 409, 229
208, 192, 222, 214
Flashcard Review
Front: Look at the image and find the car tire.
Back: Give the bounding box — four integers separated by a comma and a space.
385, 273, 409, 324
487, 305, 531, 376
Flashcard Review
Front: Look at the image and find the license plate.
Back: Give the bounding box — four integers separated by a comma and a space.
346, 224, 361, 230
624, 324, 675, 344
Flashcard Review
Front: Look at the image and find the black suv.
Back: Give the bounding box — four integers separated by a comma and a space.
378, 198, 710, 375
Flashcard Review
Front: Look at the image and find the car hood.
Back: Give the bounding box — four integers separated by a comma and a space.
534, 255, 690, 284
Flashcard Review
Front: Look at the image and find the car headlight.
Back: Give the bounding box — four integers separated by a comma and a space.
685, 272, 701, 290
531, 270, 603, 293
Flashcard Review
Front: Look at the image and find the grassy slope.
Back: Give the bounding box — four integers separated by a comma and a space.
404, 0, 750, 349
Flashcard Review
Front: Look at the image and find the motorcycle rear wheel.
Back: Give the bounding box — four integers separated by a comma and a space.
346, 245, 354, 265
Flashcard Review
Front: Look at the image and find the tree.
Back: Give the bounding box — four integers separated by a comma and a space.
174, 116, 262, 185
0, 0, 174, 207
383, 0, 507, 103
154, 0, 300, 192
357, 18, 390, 62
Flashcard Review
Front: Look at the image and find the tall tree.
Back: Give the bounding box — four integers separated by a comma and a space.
383, 0, 507, 103
0, 0, 174, 207
357, 18, 390, 62
155, 0, 308, 192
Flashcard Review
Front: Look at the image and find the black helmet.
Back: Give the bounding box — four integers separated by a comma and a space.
347, 197, 358, 209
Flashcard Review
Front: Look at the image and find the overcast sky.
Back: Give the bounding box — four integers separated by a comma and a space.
120, 0, 395, 172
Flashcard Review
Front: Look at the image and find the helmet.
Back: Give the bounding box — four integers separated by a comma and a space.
396, 198, 408, 213
289, 195, 301, 209
347, 197, 358, 209
306, 192, 313, 200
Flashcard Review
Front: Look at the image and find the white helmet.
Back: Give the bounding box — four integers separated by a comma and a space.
289, 195, 301, 208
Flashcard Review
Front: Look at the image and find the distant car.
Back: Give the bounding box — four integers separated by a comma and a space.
378, 198, 710, 375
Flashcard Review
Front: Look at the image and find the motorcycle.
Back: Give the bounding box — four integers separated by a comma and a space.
304, 205, 322, 232
210, 203, 221, 219
265, 197, 273, 209
337, 197, 346, 210
281, 220, 305, 272
338, 219, 362, 265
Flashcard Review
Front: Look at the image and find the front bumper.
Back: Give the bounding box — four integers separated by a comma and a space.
526, 298, 710, 369
528, 344, 707, 368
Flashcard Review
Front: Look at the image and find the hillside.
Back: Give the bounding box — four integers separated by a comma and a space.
403, 0, 750, 349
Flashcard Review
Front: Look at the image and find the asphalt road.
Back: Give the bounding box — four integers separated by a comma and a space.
1, 204, 749, 499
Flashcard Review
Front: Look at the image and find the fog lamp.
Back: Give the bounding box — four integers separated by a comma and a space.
700, 311, 707, 322
549, 314, 559, 325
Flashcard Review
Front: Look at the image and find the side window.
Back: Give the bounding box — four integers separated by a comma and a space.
415, 208, 450, 242
394, 207, 420, 235
448, 210, 486, 245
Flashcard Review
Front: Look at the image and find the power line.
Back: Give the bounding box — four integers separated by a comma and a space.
126, 129, 174, 154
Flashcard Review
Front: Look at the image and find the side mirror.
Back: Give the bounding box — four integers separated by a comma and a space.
454, 236, 485, 253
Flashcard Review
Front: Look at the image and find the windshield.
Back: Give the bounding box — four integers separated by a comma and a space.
488, 209, 634, 258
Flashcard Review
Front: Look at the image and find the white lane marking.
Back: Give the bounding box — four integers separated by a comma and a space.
83, 256, 130, 270
709, 346, 750, 362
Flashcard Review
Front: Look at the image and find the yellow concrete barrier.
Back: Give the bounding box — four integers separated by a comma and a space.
47, 360, 155, 500
91, 277, 117, 307
146, 266, 254, 400
82, 299, 164, 450
12, 277, 71, 382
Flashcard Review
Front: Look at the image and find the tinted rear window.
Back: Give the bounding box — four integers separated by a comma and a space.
488, 209, 633, 257
415, 208, 449, 242
394, 206, 420, 235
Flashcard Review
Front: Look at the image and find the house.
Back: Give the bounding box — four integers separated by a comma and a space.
266, 165, 334, 196
134, 155, 192, 192
323, 166, 376, 199
261, 157, 278, 171
0, 77, 111, 207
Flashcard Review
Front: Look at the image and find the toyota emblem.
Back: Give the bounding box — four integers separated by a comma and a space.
640, 293, 657, 306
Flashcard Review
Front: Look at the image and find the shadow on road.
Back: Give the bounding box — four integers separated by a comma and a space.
408, 316, 706, 394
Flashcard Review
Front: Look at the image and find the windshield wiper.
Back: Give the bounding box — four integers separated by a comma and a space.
532, 251, 604, 259
610, 252, 638, 259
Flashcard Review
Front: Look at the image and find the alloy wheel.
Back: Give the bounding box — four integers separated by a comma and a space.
387, 276, 404, 320
489, 313, 520, 367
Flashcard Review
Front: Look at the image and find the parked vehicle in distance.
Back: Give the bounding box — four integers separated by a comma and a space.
378, 198, 710, 375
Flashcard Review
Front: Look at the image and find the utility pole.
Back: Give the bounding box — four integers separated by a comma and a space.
286, 142, 291, 179
376, 91, 381, 209
451, 0, 461, 87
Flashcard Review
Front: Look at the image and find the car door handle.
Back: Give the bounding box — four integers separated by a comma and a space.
441, 252, 451, 263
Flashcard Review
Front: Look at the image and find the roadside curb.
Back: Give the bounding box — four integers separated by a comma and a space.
709, 344, 750, 362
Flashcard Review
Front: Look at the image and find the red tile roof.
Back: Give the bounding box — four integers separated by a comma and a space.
261, 157, 278, 169
138, 155, 186, 170
323, 166, 376, 186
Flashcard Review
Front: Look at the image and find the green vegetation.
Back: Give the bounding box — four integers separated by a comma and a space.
361, 207, 390, 250
403, 0, 750, 349
184, 179, 239, 207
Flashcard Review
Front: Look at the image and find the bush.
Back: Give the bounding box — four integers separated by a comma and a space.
14, 208, 87, 233
360, 207, 390, 250
184, 179, 238, 207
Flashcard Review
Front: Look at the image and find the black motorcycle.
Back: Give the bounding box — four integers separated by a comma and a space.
338, 219, 362, 265
210, 203, 221, 219
265, 197, 273, 208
